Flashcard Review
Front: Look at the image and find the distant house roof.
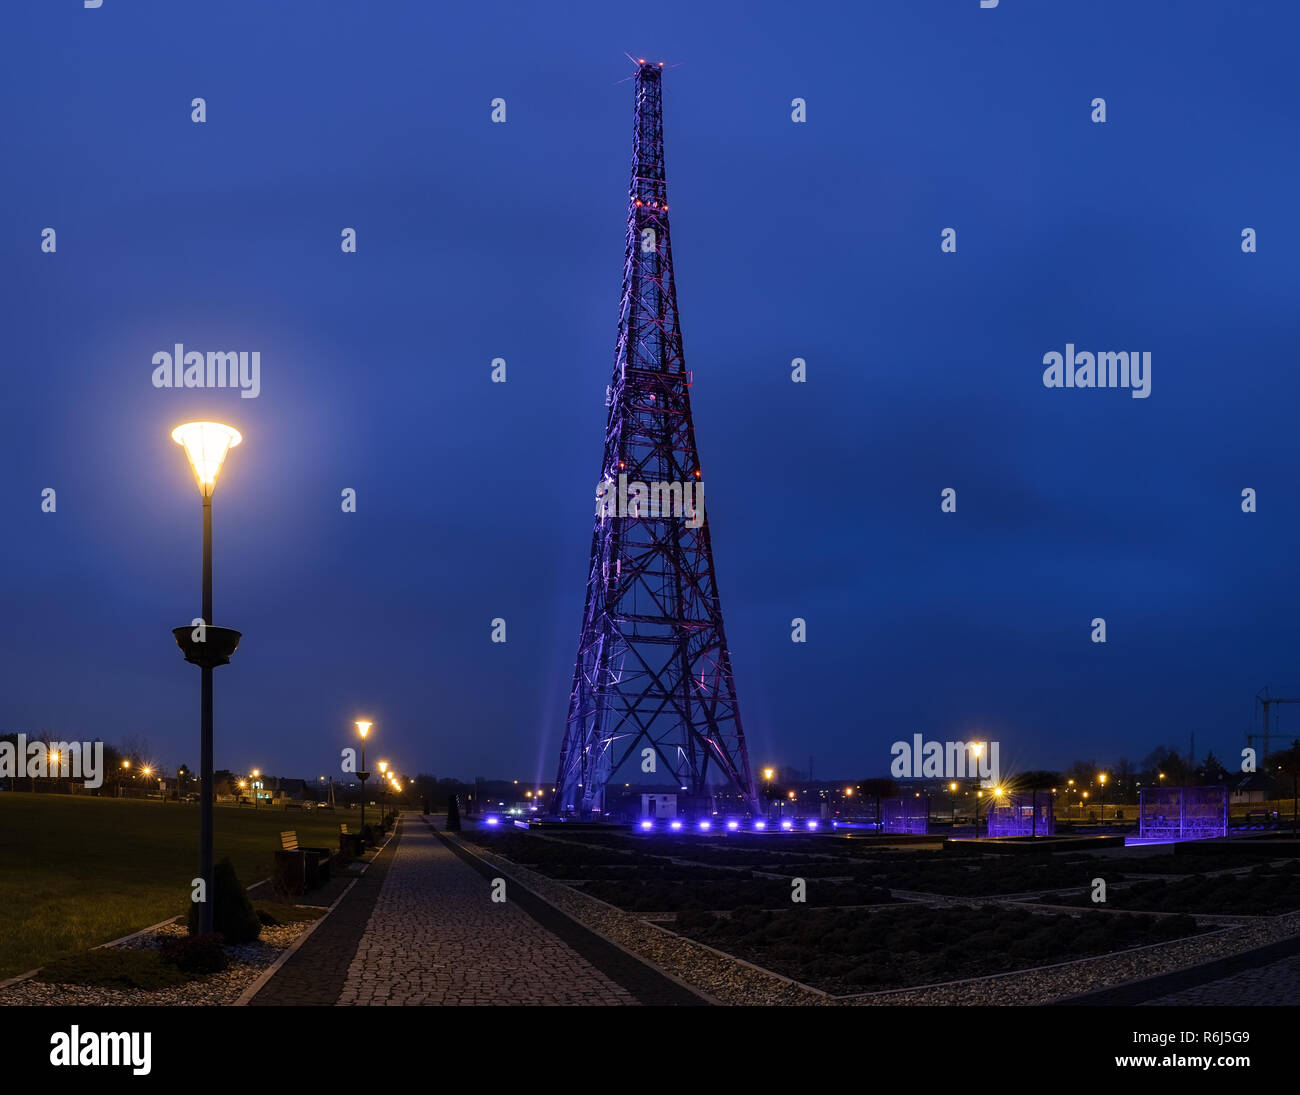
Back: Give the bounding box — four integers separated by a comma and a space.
1235, 772, 1278, 793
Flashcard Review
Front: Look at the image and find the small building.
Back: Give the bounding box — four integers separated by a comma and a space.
1232, 773, 1277, 804
641, 793, 677, 819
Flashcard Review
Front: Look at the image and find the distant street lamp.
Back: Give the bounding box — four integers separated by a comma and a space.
170, 420, 243, 937
356, 720, 372, 837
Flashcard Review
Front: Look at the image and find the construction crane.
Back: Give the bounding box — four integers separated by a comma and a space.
1248, 687, 1300, 761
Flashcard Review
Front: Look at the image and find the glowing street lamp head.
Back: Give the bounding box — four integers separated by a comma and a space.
971, 742, 984, 758
356, 720, 372, 739
378, 761, 388, 774
171, 422, 242, 497
762, 768, 774, 781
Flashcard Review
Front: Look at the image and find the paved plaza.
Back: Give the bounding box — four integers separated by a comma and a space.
250, 815, 702, 1006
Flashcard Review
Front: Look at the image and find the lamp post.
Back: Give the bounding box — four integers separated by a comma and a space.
378, 761, 389, 826
356, 720, 372, 838
170, 421, 243, 936
251, 768, 261, 810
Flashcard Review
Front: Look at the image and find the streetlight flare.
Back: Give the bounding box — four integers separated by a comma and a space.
171, 422, 242, 496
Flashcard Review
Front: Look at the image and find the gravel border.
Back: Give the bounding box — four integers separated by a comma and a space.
0, 919, 316, 1007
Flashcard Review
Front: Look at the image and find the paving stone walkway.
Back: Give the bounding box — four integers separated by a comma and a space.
1140, 950, 1300, 1006
1061, 932, 1300, 1007
250, 815, 704, 1006
336, 821, 639, 1005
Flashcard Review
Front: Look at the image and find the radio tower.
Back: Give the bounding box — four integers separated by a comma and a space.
552, 61, 759, 819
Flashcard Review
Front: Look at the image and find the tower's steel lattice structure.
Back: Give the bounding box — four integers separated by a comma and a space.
552, 62, 759, 818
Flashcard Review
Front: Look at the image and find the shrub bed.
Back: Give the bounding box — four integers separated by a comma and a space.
580, 877, 893, 912
672, 904, 1203, 993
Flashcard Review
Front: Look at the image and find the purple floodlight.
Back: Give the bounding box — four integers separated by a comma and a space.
780, 819, 793, 831
753, 820, 767, 831
485, 816, 500, 826
806, 820, 819, 831
698, 820, 711, 831
639, 819, 653, 831
669, 820, 683, 831
726, 819, 740, 831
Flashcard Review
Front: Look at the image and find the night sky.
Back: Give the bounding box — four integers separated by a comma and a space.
3, 2, 1298, 787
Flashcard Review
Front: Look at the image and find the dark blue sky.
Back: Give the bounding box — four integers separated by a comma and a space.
3, 2, 1298, 786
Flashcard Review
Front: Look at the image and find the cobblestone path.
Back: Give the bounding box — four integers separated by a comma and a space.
336, 820, 639, 1005
251, 815, 704, 1006
1140, 950, 1300, 1006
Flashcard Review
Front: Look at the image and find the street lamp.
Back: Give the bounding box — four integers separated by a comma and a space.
356, 720, 372, 837
170, 420, 243, 937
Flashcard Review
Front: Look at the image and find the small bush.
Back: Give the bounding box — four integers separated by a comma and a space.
160, 932, 227, 974
187, 857, 261, 943
36, 948, 193, 990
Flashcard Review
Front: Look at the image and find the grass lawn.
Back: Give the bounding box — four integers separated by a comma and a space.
0, 793, 354, 979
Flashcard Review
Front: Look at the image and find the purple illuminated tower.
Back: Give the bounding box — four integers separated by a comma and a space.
551, 61, 759, 818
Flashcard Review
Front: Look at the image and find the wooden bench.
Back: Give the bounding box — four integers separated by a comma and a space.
338, 823, 364, 857
276, 830, 332, 892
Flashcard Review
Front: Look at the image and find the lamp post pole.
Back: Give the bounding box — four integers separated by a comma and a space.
199, 494, 214, 932
172, 421, 242, 939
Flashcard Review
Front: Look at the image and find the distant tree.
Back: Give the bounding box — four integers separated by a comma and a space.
1064, 759, 1099, 787
1141, 746, 1189, 786
858, 778, 898, 830
1197, 751, 1229, 785
1114, 757, 1136, 796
